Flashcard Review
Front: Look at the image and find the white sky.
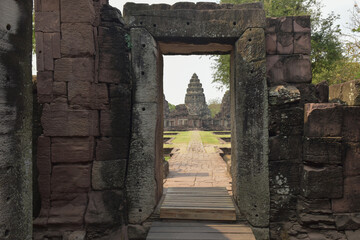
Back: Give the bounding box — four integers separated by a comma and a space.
32, 0, 358, 105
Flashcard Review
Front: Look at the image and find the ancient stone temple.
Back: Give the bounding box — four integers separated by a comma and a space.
164, 73, 211, 130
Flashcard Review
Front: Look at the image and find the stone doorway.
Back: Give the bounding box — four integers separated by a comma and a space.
124, 1, 269, 235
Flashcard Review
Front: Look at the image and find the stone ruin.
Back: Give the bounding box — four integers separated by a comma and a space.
0, 0, 359, 239
164, 73, 212, 130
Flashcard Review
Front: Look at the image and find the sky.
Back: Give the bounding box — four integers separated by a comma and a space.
109, 0, 357, 105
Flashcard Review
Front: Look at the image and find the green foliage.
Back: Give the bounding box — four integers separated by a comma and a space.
208, 98, 222, 118
211, 55, 230, 90
311, 13, 344, 84
168, 103, 176, 112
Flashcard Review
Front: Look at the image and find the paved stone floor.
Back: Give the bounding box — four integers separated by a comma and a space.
163, 131, 232, 191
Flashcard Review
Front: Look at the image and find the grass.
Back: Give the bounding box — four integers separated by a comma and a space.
164, 156, 170, 161
163, 130, 232, 151
215, 134, 231, 138
199, 131, 221, 144
171, 131, 192, 144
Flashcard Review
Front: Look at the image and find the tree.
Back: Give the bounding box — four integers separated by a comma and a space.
168, 103, 176, 112
311, 13, 344, 83
313, 1, 360, 84
212, 0, 345, 86
208, 98, 222, 118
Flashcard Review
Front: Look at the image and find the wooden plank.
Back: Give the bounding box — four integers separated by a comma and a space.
160, 187, 236, 221
147, 232, 256, 240
151, 222, 250, 227
149, 226, 253, 233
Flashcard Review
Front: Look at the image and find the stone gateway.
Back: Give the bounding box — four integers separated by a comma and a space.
0, 0, 358, 240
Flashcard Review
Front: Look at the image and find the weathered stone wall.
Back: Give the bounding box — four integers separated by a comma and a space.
32, 1, 360, 239
297, 103, 360, 239
34, 0, 131, 239
265, 16, 314, 239
0, 1, 33, 239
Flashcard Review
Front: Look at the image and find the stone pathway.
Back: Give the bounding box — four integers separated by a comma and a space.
164, 131, 232, 191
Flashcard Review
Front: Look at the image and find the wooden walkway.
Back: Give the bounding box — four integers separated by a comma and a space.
146, 187, 256, 240
146, 222, 256, 240
160, 187, 236, 221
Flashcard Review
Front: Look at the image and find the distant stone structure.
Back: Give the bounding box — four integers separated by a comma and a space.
213, 90, 231, 130
164, 73, 212, 130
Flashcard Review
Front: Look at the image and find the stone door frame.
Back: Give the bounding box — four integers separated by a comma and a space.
124, 2, 270, 233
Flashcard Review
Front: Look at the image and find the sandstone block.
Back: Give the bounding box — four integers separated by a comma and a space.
96, 137, 129, 161
37, 71, 53, 103
51, 165, 91, 193
304, 103, 343, 137
52, 82, 66, 96
266, 33, 277, 55
277, 33, 293, 54
294, 83, 319, 104
38, 174, 51, 200
294, 16, 311, 33
294, 32, 311, 54
269, 135, 302, 161
54, 58, 94, 82
36, 32, 44, 71
332, 176, 360, 213
48, 193, 87, 226
43, 33, 54, 71
335, 213, 360, 230
92, 160, 127, 190
35, 12, 60, 32
61, 0, 95, 24
297, 197, 332, 215
329, 80, 360, 106
342, 107, 360, 142
265, 17, 293, 33
41, 106, 99, 136
267, 55, 311, 84
279, 17, 293, 32
269, 106, 303, 136
297, 212, 335, 229
346, 230, 360, 240
303, 137, 342, 165
37, 136, 51, 175
124, 7, 266, 39
85, 191, 125, 225
344, 143, 360, 176
268, 85, 300, 105
100, 108, 131, 137
51, 137, 94, 163
68, 81, 92, 106
266, 17, 278, 33
236, 28, 266, 62
269, 161, 301, 195
61, 23, 95, 57
315, 81, 329, 103
98, 26, 131, 84
301, 165, 343, 199
37, 0, 60, 12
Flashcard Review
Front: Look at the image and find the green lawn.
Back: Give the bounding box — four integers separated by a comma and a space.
171, 131, 192, 144
199, 131, 221, 144
163, 131, 231, 148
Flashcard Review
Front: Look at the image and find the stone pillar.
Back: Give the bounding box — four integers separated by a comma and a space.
127, 27, 163, 224
0, 1, 33, 239
231, 26, 270, 238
